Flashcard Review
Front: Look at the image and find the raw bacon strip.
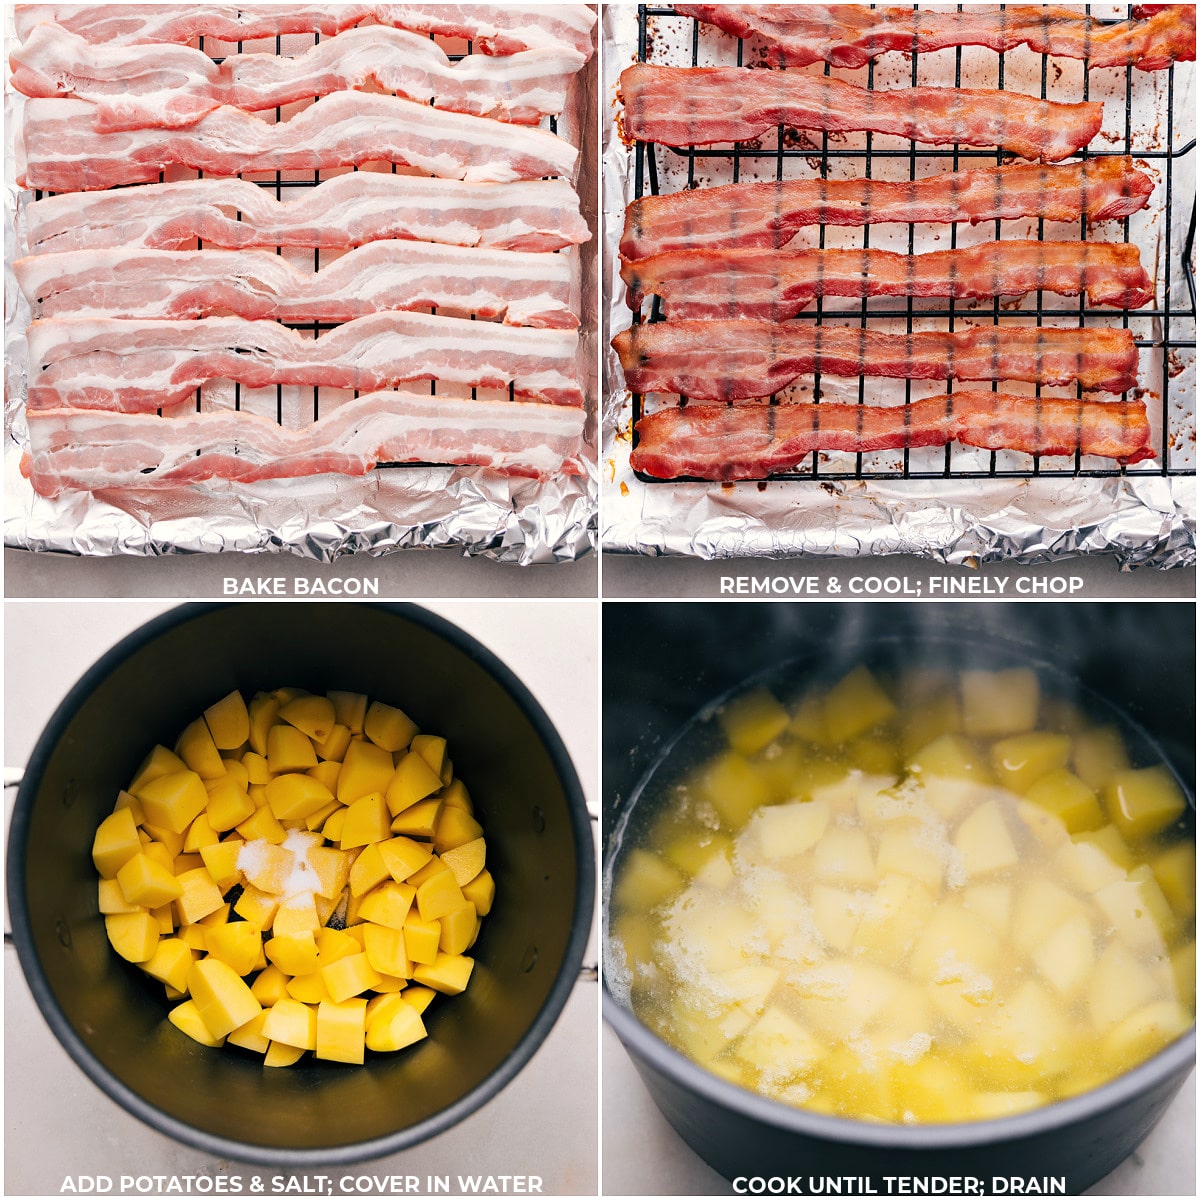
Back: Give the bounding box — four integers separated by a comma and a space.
28, 312, 585, 410
620, 158, 1154, 261
619, 64, 1103, 162
16, 242, 579, 328
623, 241, 1155, 318
23, 390, 588, 497
675, 4, 1196, 73
630, 395, 1154, 479
23, 175, 590, 256
18, 93, 578, 192
614, 321, 1140, 398
11, 24, 585, 130
13, 6, 598, 59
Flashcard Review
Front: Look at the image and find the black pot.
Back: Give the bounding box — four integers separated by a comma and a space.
602, 601, 1196, 1195
9, 602, 594, 1167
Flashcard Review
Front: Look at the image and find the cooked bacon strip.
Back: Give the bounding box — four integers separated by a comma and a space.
23, 174, 590, 256
623, 241, 1154, 318
28, 312, 584, 410
11, 24, 585, 130
620, 158, 1154, 261
675, 4, 1196, 72
13, 6, 598, 58
630, 394, 1154, 479
17, 93, 578, 192
619, 64, 1103, 162
16, 242, 579, 328
614, 321, 1140, 398
23, 390, 588, 497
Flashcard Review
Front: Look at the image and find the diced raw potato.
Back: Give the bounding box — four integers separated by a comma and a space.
313, 724, 352, 765
873, 980, 936, 1048
953, 801, 1018, 879
852, 875, 935, 967
696, 750, 771, 828
1072, 725, 1130, 793
266, 725, 317, 775
328, 691, 368, 735
315, 998, 368, 1063
403, 915, 442, 965
440, 780, 474, 814
364, 702, 418, 753
265, 931, 318, 976
371, 837, 429, 885
960, 884, 1012, 936
169, 999, 225, 1047
908, 734, 993, 784
176, 718, 226, 780
340, 793, 391, 849
264, 1040, 306, 1067
413, 952, 474, 995
1056, 825, 1134, 894
174, 867, 225, 924
184, 812, 221, 853
363, 923, 413, 979
970, 980, 1074, 1086
357, 881, 417, 930
1030, 913, 1094, 1000
99, 877, 140, 915
236, 803, 286, 846
246, 693, 281, 757
1023, 769, 1103, 834
439, 903, 477, 956
911, 905, 1000, 983
960, 668, 1039, 738
286, 971, 332, 1006
754, 799, 829, 860
204, 692, 251, 751
234, 884, 280, 930
205, 922, 262, 977
1101, 1001, 1192, 1073
432, 805, 485, 853
613, 849, 683, 911
813, 826, 876, 886
989, 733, 1072, 794
885, 1057, 967, 1123
1010, 880, 1085, 957
719, 688, 791, 757
390, 797, 442, 839
416, 871, 467, 923
366, 995, 427, 1052
278, 695, 336, 743
1103, 766, 1187, 841
900, 691, 962, 760
1088, 942, 1160, 1029
663, 832, 729, 878
847, 735, 901, 777
322, 952, 383, 1003
273, 895, 322, 939
1093, 872, 1173, 953
407, 857, 451, 888
792, 960, 900, 1040
823, 666, 897, 745
105, 912, 160, 963
129, 745, 188, 795
439, 838, 485, 888
876, 824, 943, 891
810, 885, 862, 953
788, 692, 829, 745
138, 770, 210, 836
198, 839, 244, 890
736, 1007, 822, 1078
265, 774, 334, 822
336, 740, 394, 805
386, 751, 445, 817
461, 868, 495, 917
117, 853, 184, 908
1151, 842, 1196, 920
227, 1010, 271, 1054
189, 958, 262, 1039
410, 733, 448, 778
239, 842, 294, 895
92, 807, 142, 879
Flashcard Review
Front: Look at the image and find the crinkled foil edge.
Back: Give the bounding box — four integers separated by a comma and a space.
3, 9, 599, 565
599, 5, 1196, 569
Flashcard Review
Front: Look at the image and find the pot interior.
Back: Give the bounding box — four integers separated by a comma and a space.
13, 603, 591, 1163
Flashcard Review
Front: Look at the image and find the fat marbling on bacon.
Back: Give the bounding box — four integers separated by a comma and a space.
18, 91, 579, 192
28, 312, 586, 411
13, 5, 598, 59
24, 390, 588, 497
630, 395, 1155, 479
614, 321, 1141, 399
674, 4, 1196, 72
623, 240, 1155, 319
619, 63, 1104, 161
11, 23, 586, 129
17, 241, 580, 328
620, 158, 1155, 261
23, 174, 591, 256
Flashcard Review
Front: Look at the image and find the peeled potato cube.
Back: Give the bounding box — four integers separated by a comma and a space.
204, 691, 251, 751
1023, 769, 1103, 834
875, 823, 943, 891
204, 775, 255, 833
461, 868, 495, 917
416, 871, 467, 923
1011, 879, 1085, 957
960, 883, 1012, 936
169, 999, 225, 1047
960, 668, 1039, 738
1104, 766, 1187, 841
953, 800, 1018, 879
718, 688, 791, 757
199, 839, 244, 891
377, 835, 434, 883
329, 691, 369, 735
1151, 841, 1196, 920
93, 807, 142, 879
1093, 872, 1173, 953
129, 744, 188, 794
279, 694, 336, 743
261, 995, 321, 1049
737, 1006, 823, 1077
390, 798, 443, 839
316, 998, 368, 1064
266, 931, 319, 976
412, 952, 474, 995
1073, 725, 1130, 793
265, 774, 335, 822
810, 884, 861, 953
366, 995, 427, 1053
105, 911, 160, 963
176, 718, 226, 780
1030, 913, 1094, 1000
117, 853, 184, 908
340, 792, 391, 850
322, 952, 382, 1003
989, 732, 1072, 794
755, 799, 829, 860
439, 837, 486, 887
234, 884, 280, 930
99, 876, 140, 915
363, 922, 413, 979
432, 805, 485, 853
266, 725, 318, 775
813, 826, 876, 886
1102, 1000, 1192, 1073
695, 750, 771, 829
349, 841, 391, 897
274, 895, 321, 939
386, 751, 445, 817
823, 666, 897, 745
440, 780, 474, 815
357, 881, 417, 930
908, 734, 992, 784
364, 702, 418, 753
247, 693, 281, 757
138, 770, 210, 836
411, 733, 449, 778
1055, 825, 1133, 893
264, 1040, 306, 1067
227, 1010, 271, 1054
439, 903, 478, 956
189, 958, 262, 1039
404, 915, 442, 965
613, 849, 682, 912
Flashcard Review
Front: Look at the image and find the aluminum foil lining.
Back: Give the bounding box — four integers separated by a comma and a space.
601, 5, 1196, 569
3, 12, 598, 565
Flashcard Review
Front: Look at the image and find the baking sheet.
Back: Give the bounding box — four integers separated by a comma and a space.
601, 4, 1196, 567
3, 8, 599, 565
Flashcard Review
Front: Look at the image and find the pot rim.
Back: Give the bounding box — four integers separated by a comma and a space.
8, 600, 595, 1168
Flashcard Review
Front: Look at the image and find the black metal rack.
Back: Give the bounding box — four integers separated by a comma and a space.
627, 4, 1197, 483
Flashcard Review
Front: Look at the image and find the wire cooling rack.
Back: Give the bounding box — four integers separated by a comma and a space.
626, 3, 1197, 483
